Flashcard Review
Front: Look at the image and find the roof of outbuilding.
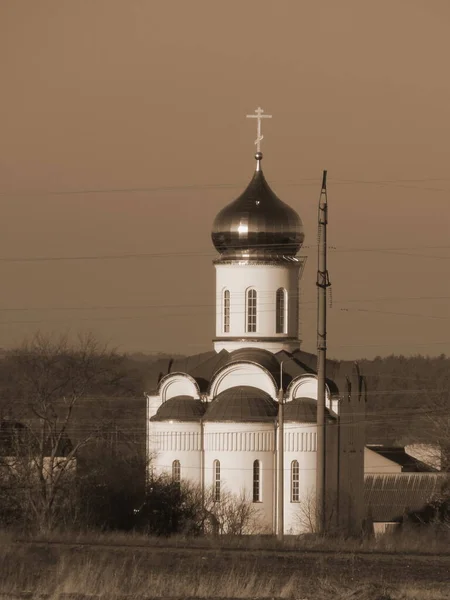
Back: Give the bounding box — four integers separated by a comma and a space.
284, 397, 336, 423
364, 473, 444, 522
367, 446, 436, 472
204, 386, 278, 422
150, 396, 206, 422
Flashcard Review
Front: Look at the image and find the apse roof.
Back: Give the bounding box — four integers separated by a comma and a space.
204, 386, 278, 422
150, 396, 206, 422
284, 397, 336, 423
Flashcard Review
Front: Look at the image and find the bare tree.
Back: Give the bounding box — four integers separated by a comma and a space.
416, 390, 450, 472
0, 333, 134, 531
204, 487, 263, 535
294, 489, 338, 535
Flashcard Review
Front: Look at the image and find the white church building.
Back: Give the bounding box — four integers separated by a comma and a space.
145, 110, 440, 535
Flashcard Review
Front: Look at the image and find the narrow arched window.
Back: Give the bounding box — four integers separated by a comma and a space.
252, 460, 261, 502
247, 289, 257, 333
213, 460, 221, 502
223, 290, 230, 333
172, 460, 181, 484
276, 288, 287, 334
291, 460, 300, 502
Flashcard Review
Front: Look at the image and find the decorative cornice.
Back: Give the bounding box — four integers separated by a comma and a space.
213, 336, 300, 343
213, 257, 305, 267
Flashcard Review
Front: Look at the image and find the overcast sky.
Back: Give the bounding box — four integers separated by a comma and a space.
1, 0, 449, 360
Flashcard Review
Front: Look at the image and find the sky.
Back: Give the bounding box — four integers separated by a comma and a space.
1, 0, 450, 360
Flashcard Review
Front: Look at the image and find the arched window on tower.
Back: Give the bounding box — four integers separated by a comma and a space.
252, 460, 261, 502
213, 460, 221, 502
223, 290, 230, 333
291, 460, 300, 502
276, 288, 287, 334
172, 460, 181, 485
246, 288, 257, 333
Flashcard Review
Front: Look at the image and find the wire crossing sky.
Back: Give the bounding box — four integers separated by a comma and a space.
1, 0, 450, 358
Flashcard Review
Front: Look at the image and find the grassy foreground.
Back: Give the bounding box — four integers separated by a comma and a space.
1, 531, 450, 600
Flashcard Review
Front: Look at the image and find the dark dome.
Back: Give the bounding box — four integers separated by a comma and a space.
211, 167, 304, 260
284, 397, 336, 423
204, 386, 278, 422
224, 347, 280, 381
151, 396, 206, 422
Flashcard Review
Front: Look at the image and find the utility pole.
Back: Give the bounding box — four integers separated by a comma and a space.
277, 381, 284, 540
316, 169, 330, 535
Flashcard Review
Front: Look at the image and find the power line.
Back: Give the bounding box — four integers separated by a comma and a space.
0, 176, 449, 198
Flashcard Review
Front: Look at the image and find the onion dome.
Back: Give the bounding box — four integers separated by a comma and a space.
284, 397, 336, 423
204, 386, 278, 422
150, 396, 206, 422
211, 153, 304, 260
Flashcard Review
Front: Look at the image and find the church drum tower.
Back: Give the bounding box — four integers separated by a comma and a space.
211, 109, 305, 354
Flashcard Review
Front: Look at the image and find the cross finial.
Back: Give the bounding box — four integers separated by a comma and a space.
246, 106, 272, 153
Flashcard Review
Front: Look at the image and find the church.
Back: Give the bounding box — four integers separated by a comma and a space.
145, 109, 441, 535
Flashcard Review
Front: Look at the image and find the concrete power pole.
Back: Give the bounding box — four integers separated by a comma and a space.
277, 384, 284, 540
316, 170, 330, 534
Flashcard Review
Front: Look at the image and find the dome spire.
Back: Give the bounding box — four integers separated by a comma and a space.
246, 106, 272, 171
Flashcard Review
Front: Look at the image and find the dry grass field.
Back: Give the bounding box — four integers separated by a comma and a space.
0, 531, 449, 600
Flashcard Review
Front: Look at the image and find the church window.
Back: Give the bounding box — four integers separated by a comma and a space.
172, 460, 181, 484
291, 460, 300, 502
213, 460, 221, 501
247, 288, 257, 333
223, 290, 230, 333
276, 288, 287, 334
252, 460, 261, 502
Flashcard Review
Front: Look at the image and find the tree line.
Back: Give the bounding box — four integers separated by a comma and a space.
0, 335, 448, 534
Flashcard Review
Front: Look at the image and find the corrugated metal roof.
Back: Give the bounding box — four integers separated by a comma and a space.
364, 473, 444, 522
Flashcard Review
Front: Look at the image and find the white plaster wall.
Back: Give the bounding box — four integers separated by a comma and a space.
209, 363, 277, 399
364, 447, 402, 474
204, 422, 276, 534
149, 421, 202, 486
282, 424, 318, 534
214, 262, 301, 352
159, 374, 199, 402
287, 376, 334, 412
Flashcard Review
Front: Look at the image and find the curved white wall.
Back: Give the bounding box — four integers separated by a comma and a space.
214, 262, 302, 353
203, 422, 276, 534
209, 363, 277, 398
149, 421, 202, 485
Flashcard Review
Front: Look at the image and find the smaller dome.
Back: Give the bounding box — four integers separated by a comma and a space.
204, 386, 277, 422
284, 397, 336, 423
151, 396, 206, 422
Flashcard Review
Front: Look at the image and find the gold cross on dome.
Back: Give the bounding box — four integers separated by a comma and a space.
246, 106, 272, 153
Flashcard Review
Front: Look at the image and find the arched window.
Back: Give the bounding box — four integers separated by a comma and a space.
223, 290, 230, 333
276, 288, 287, 334
172, 460, 181, 484
291, 460, 300, 502
252, 460, 261, 502
213, 460, 221, 502
247, 288, 257, 333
